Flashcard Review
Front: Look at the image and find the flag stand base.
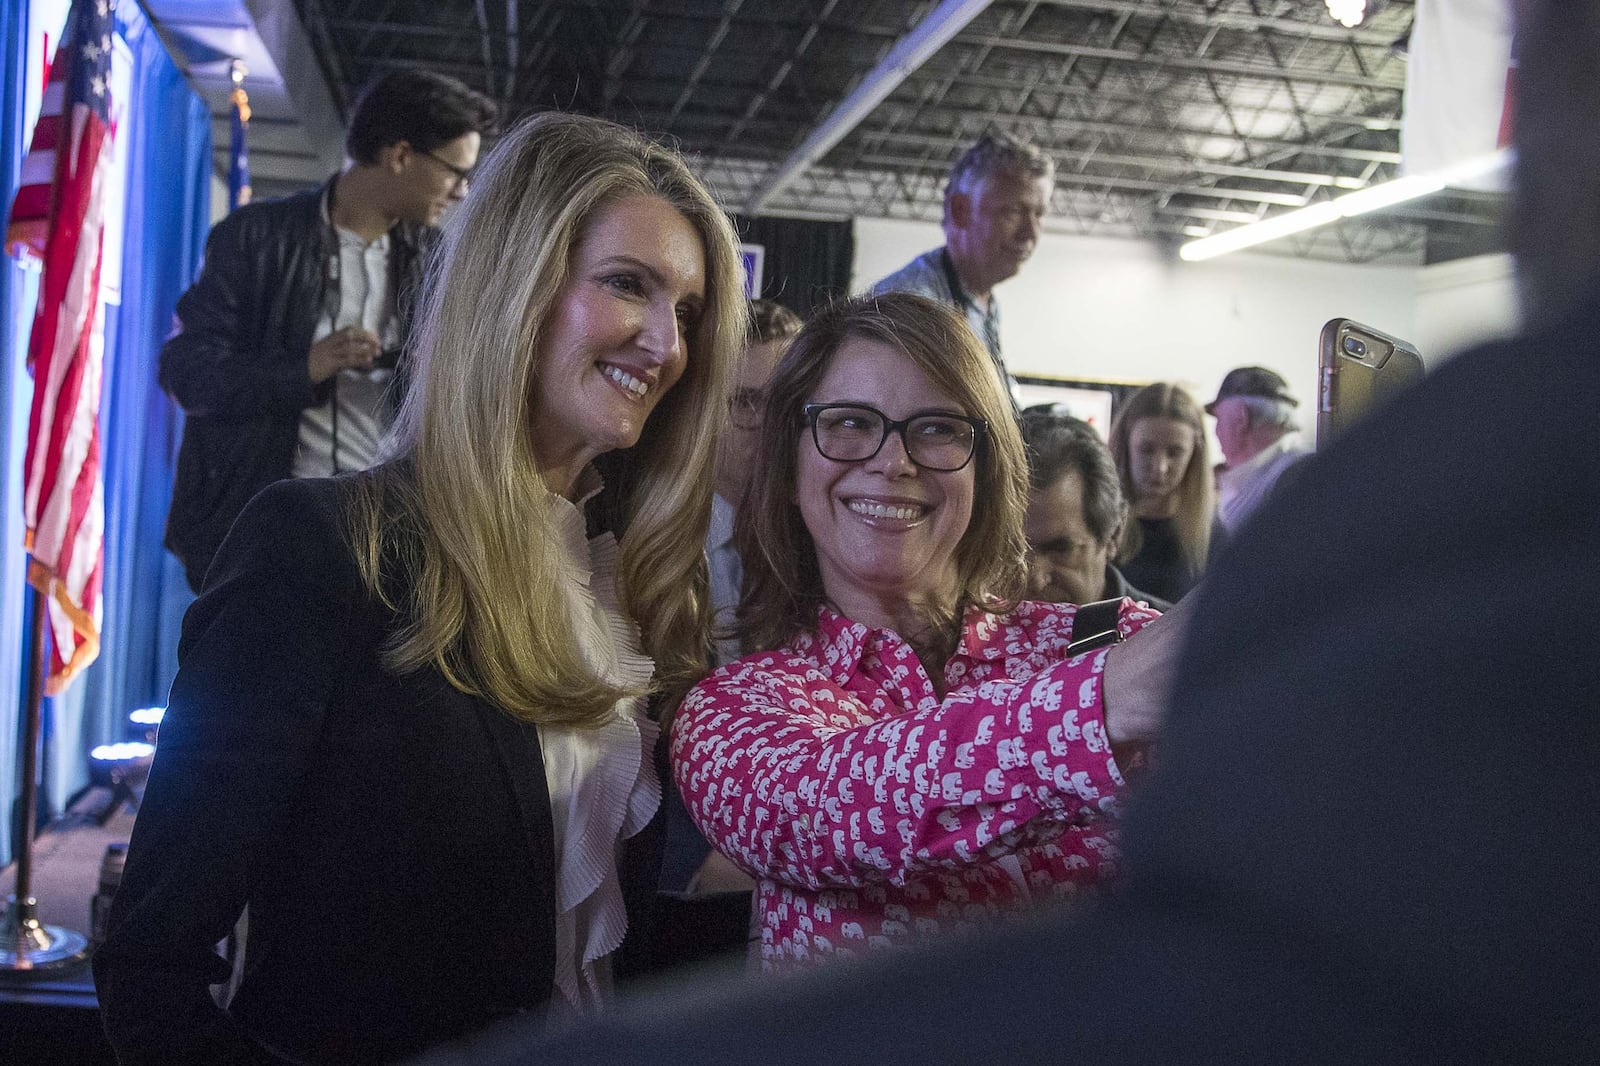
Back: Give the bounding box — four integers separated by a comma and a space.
0, 894, 88, 974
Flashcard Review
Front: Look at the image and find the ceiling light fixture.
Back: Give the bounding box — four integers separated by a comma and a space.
1325, 0, 1369, 27
1178, 149, 1512, 261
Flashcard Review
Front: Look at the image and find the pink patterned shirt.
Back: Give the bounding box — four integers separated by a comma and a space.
672, 599, 1159, 968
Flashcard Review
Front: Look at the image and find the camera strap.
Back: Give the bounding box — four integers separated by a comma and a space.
1065, 598, 1124, 654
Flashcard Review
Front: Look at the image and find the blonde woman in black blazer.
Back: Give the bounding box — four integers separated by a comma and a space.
94, 113, 746, 1065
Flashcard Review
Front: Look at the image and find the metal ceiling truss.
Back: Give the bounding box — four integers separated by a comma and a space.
289, 0, 1501, 264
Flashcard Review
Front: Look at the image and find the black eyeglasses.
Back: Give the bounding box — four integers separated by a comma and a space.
803, 403, 986, 472
729, 388, 764, 430
420, 149, 473, 189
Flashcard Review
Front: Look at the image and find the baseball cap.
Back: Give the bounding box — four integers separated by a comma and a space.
1205, 366, 1297, 415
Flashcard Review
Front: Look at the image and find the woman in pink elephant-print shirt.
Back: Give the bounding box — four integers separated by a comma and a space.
671, 294, 1188, 970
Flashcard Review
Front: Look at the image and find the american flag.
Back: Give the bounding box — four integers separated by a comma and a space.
228, 77, 251, 212
5, 0, 115, 694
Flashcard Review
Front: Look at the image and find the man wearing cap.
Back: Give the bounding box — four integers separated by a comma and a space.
1207, 366, 1310, 534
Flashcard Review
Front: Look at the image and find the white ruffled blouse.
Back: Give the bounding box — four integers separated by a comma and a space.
537, 474, 660, 1012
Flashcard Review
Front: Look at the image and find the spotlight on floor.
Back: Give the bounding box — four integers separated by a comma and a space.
89, 742, 155, 783
127, 706, 164, 727
127, 706, 164, 743
89, 742, 156, 821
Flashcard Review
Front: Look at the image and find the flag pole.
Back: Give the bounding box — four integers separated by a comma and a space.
0, 580, 88, 974
1, 0, 111, 973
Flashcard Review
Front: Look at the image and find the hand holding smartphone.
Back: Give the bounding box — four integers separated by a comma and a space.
1317, 319, 1424, 448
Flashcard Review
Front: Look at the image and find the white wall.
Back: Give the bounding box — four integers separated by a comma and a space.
210, 171, 230, 224
853, 217, 1424, 438
1413, 252, 1518, 364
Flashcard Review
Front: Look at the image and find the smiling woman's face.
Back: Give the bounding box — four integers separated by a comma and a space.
795, 337, 976, 616
527, 194, 706, 486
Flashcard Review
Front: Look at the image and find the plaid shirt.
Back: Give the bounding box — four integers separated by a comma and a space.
871, 248, 1016, 407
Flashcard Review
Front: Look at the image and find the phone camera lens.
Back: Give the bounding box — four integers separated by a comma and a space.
1343, 336, 1368, 357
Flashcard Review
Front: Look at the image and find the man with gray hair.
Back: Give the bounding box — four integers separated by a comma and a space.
1205, 365, 1310, 533
871, 132, 1055, 398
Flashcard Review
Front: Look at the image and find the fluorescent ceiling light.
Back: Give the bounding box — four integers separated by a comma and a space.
1178, 149, 1512, 262
1333, 173, 1447, 216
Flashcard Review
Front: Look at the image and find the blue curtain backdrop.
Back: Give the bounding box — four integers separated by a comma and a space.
0, 0, 33, 869
47, 0, 210, 811
2, 0, 209, 862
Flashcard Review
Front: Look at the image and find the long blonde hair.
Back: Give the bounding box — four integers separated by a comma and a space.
349, 112, 744, 727
1108, 382, 1215, 575
735, 292, 1029, 654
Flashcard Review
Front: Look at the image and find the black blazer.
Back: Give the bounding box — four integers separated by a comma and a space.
96, 475, 653, 1064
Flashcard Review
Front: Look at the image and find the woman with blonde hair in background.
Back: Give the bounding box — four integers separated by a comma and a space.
1107, 382, 1223, 603
95, 112, 745, 1064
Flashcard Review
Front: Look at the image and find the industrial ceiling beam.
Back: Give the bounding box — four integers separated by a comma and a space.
1027, 0, 1406, 47
853, 116, 1403, 165
147, 0, 346, 191
669, 0, 745, 126
472, 0, 495, 99
718, 0, 840, 152
858, 127, 1363, 187
744, 0, 995, 215
568, 69, 1402, 155
323, 11, 887, 45
853, 153, 1318, 205
962, 33, 1406, 91
915, 67, 1403, 130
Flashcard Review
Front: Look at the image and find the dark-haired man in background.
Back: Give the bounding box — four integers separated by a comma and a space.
1020, 406, 1171, 610
162, 70, 495, 591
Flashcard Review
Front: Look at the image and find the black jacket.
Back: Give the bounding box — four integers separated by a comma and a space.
96, 475, 660, 1065
160, 179, 434, 592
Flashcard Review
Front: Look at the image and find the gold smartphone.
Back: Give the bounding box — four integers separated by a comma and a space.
1316, 318, 1424, 448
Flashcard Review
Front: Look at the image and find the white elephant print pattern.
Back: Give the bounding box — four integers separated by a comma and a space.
672, 598, 1159, 969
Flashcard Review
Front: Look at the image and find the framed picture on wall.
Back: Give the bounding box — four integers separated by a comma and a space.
738, 243, 765, 299
1015, 375, 1147, 439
